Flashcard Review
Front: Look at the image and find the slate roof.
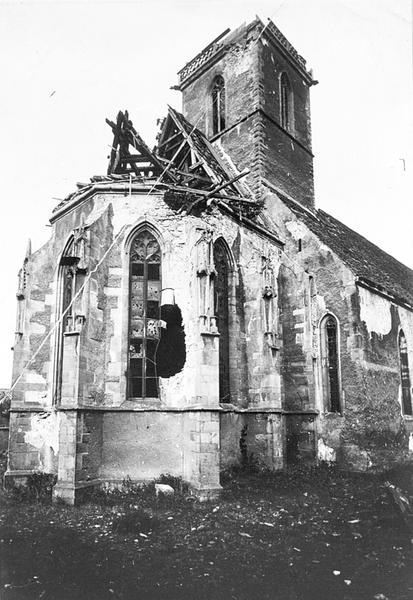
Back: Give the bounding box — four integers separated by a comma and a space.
279, 194, 413, 307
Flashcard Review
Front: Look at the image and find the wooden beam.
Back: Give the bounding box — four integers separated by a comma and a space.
122, 150, 140, 175
157, 130, 182, 149
189, 161, 203, 171
176, 147, 192, 171
125, 125, 177, 181
120, 155, 153, 164
184, 172, 250, 215
166, 184, 253, 203
174, 169, 211, 184
106, 114, 122, 175
162, 140, 184, 156
204, 171, 249, 199
122, 168, 161, 175
214, 193, 255, 204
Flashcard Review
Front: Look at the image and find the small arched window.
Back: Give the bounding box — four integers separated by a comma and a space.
280, 72, 292, 132
212, 75, 226, 135
398, 330, 412, 416
320, 314, 341, 413
128, 229, 161, 399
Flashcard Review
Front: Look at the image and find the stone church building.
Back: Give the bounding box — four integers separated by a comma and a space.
6, 18, 413, 502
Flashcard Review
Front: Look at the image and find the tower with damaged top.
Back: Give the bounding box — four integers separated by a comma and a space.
177, 19, 317, 208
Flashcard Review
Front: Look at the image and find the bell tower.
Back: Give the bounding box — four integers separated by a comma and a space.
175, 18, 317, 209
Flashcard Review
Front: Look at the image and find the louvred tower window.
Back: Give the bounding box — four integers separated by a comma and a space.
212, 75, 226, 135
280, 72, 293, 132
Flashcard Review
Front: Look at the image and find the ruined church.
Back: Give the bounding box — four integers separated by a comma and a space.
6, 18, 413, 502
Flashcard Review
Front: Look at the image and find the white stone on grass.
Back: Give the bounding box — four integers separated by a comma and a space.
155, 483, 174, 496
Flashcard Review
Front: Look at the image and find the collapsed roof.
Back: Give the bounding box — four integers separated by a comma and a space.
51, 108, 413, 311
52, 107, 257, 219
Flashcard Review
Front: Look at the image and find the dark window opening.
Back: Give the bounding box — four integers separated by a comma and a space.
128, 230, 161, 399
212, 75, 226, 135
398, 330, 412, 416
280, 72, 292, 131
157, 304, 186, 378
214, 239, 230, 402
298, 239, 302, 252
321, 315, 341, 413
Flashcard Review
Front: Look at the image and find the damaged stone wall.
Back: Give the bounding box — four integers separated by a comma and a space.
220, 411, 284, 471
180, 21, 315, 207
8, 184, 287, 493
343, 288, 413, 468
266, 189, 413, 470
259, 36, 312, 150
181, 27, 261, 195
181, 25, 259, 139
8, 197, 112, 481
258, 33, 314, 208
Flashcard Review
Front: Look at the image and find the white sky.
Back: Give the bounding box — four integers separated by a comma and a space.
0, 0, 411, 387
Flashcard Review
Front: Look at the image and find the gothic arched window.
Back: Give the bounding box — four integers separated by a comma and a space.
398, 330, 412, 416
280, 72, 292, 132
53, 237, 84, 404
320, 314, 341, 413
213, 239, 231, 402
128, 229, 161, 399
212, 75, 226, 135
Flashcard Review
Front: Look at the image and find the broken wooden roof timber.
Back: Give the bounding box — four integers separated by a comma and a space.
53, 107, 255, 219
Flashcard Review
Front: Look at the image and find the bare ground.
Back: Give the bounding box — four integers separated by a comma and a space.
0, 464, 412, 600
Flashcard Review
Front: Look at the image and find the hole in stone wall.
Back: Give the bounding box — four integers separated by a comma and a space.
156, 304, 186, 378
298, 239, 302, 252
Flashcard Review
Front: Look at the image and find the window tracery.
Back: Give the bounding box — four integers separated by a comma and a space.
53, 235, 87, 404
128, 229, 161, 399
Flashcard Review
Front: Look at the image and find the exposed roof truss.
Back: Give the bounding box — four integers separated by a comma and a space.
156, 107, 254, 214
106, 110, 171, 179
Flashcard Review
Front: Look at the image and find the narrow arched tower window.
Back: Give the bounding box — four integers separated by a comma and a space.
398, 330, 412, 416
213, 239, 230, 402
212, 75, 226, 135
128, 229, 161, 399
280, 72, 292, 131
320, 315, 341, 412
